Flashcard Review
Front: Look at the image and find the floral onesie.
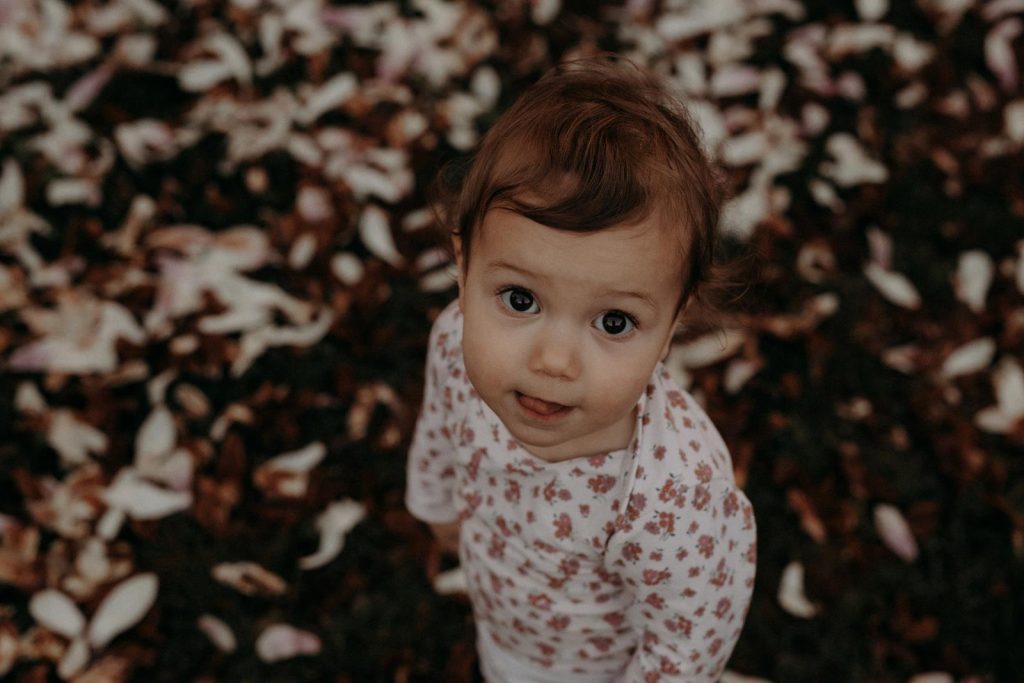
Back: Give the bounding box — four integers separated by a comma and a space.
406, 301, 757, 683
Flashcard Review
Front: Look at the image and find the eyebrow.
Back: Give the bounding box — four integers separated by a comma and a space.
485, 259, 658, 313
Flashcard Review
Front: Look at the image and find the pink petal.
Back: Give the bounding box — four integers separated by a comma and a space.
874, 504, 919, 562
255, 624, 321, 662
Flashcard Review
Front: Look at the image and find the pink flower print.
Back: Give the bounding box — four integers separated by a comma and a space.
559, 488, 572, 501
547, 615, 570, 631
526, 510, 536, 524
650, 550, 663, 562
665, 615, 693, 637
588, 636, 614, 653
490, 573, 503, 593
579, 504, 590, 517
488, 534, 506, 560
553, 513, 573, 540
659, 657, 681, 675
653, 445, 666, 461
658, 511, 676, 534
714, 597, 732, 619
694, 461, 712, 483
558, 557, 580, 578
496, 515, 513, 537
666, 390, 688, 410
504, 480, 521, 503
645, 593, 666, 610
467, 448, 484, 480
626, 493, 647, 522
543, 481, 558, 503
692, 485, 711, 511
622, 542, 642, 562
645, 672, 662, 683
587, 474, 617, 494
698, 534, 715, 558
709, 637, 724, 656
642, 568, 671, 586
644, 520, 661, 535
723, 491, 739, 517
675, 547, 689, 562
682, 416, 694, 429
528, 593, 553, 610
602, 611, 625, 628
537, 642, 556, 657
658, 478, 677, 503
588, 454, 608, 468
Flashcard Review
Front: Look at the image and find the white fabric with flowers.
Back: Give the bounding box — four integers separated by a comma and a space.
406, 301, 757, 683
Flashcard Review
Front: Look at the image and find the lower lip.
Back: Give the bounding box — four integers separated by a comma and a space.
516, 392, 574, 422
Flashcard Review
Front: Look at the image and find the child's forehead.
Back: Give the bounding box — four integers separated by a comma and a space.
475, 208, 687, 295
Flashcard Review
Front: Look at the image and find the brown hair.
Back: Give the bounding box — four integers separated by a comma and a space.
432, 55, 759, 332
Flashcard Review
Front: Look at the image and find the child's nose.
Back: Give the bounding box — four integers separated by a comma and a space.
528, 326, 581, 380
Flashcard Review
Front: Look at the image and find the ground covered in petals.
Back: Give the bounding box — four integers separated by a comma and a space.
1, 1, 1022, 681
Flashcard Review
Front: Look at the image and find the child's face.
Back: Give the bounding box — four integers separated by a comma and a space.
455, 208, 684, 463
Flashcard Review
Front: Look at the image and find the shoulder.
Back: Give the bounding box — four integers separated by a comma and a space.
635, 364, 737, 488
426, 299, 464, 365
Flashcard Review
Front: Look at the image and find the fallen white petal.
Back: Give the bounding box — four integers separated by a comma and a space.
953, 250, 994, 313
908, 673, 955, 683
820, 134, 889, 186
288, 233, 318, 270
359, 205, 405, 267
874, 504, 919, 562
104, 468, 192, 520
255, 623, 321, 662
299, 499, 367, 570
777, 561, 818, 618
855, 0, 888, 21
29, 589, 86, 639
57, 635, 90, 680
864, 263, 922, 309
433, 566, 468, 595
48, 411, 109, 467
14, 381, 48, 414
941, 338, 996, 379
1005, 99, 1024, 143
666, 329, 746, 369
135, 406, 176, 472
0, 158, 25, 213
723, 357, 763, 394
87, 573, 159, 649
197, 614, 236, 653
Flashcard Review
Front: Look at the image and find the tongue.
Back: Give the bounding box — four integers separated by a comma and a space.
519, 394, 566, 415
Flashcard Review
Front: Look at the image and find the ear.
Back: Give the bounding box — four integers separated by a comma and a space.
659, 300, 690, 362
451, 232, 465, 310
659, 319, 678, 362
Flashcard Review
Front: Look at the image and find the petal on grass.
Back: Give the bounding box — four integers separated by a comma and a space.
863, 263, 922, 309
255, 624, 321, 663
940, 338, 996, 379
29, 589, 86, 639
874, 504, 919, 562
777, 561, 818, 618
87, 573, 159, 649
298, 499, 367, 570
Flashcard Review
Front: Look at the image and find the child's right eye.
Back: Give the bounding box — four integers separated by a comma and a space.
499, 287, 539, 314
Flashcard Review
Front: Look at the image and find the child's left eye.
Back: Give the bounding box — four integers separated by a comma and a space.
595, 311, 635, 336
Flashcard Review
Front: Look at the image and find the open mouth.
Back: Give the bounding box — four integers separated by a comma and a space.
515, 392, 573, 421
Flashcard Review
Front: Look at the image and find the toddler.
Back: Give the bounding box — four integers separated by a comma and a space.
406, 57, 757, 682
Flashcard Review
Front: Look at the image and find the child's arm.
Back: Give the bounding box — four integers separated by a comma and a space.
405, 304, 461, 530
613, 478, 757, 682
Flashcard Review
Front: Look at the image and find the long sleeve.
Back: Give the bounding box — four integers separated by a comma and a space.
404, 303, 461, 524
612, 477, 757, 682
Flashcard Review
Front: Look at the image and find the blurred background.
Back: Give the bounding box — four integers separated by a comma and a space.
1, 0, 1023, 681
